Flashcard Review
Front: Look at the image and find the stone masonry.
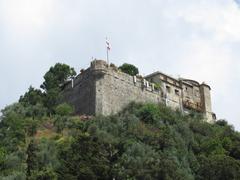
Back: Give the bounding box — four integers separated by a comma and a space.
63, 60, 216, 123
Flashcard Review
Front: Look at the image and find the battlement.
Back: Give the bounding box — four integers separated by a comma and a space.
63, 59, 215, 123
91, 59, 108, 70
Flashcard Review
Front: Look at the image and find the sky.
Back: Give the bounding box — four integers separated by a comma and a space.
0, 0, 240, 130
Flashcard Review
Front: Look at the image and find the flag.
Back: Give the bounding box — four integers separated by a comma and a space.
106, 39, 111, 51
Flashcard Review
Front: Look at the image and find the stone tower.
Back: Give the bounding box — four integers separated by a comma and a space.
200, 83, 214, 123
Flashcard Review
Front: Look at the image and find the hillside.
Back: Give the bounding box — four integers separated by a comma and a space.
1, 63, 240, 180
0, 102, 240, 179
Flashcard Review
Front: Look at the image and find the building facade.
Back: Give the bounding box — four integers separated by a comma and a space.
63, 60, 216, 123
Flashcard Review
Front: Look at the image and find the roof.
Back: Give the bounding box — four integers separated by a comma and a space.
145, 71, 211, 89
145, 71, 179, 82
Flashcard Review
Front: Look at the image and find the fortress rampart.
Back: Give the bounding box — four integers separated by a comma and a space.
63, 60, 216, 122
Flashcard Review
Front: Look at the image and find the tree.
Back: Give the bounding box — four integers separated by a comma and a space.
0, 103, 27, 152
40, 63, 76, 91
57, 133, 111, 180
54, 103, 74, 133
19, 86, 44, 106
24, 118, 38, 136
2, 92, 240, 180
30, 167, 57, 180
137, 103, 161, 124
216, 119, 228, 127
0, 147, 6, 169
198, 155, 240, 180
24, 103, 47, 119
118, 63, 139, 76
26, 139, 39, 179
18, 86, 48, 120
40, 63, 76, 113
55, 103, 74, 116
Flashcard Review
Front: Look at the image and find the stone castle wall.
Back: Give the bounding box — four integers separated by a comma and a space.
94, 62, 162, 115
63, 60, 162, 116
63, 60, 215, 122
63, 68, 96, 115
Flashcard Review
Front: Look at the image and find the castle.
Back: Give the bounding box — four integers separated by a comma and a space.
63, 60, 216, 123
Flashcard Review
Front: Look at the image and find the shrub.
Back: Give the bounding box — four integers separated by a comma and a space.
137, 103, 161, 124
55, 103, 74, 116
118, 63, 139, 76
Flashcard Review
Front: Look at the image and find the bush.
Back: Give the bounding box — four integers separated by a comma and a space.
216, 119, 228, 127
1, 100, 240, 179
118, 63, 139, 76
137, 103, 161, 124
55, 103, 74, 116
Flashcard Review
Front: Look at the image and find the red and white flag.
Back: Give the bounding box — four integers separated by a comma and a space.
106, 39, 111, 51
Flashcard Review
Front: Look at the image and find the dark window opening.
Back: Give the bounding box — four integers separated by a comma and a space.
166, 86, 171, 93
175, 89, 180, 96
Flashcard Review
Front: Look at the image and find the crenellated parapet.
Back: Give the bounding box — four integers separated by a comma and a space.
91, 59, 108, 71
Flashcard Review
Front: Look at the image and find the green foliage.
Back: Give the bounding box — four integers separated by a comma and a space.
0, 172, 26, 180
0, 151, 26, 179
24, 118, 38, 136
137, 103, 161, 124
27, 139, 39, 178
198, 155, 240, 180
1, 100, 240, 179
19, 86, 44, 106
0, 103, 27, 151
27, 139, 59, 180
118, 63, 139, 76
57, 133, 111, 180
19, 86, 47, 119
154, 82, 162, 90
40, 63, 76, 113
216, 119, 228, 126
30, 167, 57, 180
54, 115, 69, 133
24, 103, 47, 119
55, 103, 74, 116
0, 147, 6, 167
53, 103, 74, 133
40, 63, 76, 91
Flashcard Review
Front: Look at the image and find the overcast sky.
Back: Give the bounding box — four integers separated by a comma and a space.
0, 0, 240, 130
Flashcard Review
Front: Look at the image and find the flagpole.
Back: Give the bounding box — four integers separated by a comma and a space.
106, 37, 110, 65
107, 45, 109, 65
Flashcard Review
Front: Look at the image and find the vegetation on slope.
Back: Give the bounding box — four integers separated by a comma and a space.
1, 101, 240, 179
0, 63, 240, 179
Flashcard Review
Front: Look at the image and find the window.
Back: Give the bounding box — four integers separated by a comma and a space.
195, 90, 199, 97
175, 89, 180, 96
166, 85, 171, 93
